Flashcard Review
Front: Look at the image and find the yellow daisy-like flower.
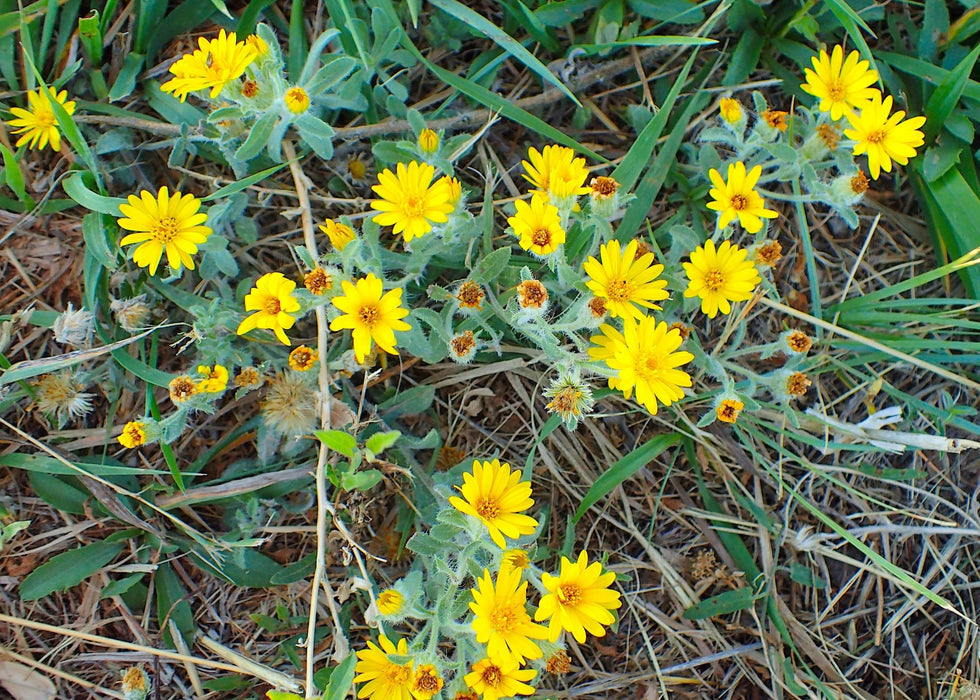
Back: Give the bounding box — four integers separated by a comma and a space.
535, 551, 622, 643
501, 549, 531, 574
118, 421, 147, 448
718, 97, 742, 124
583, 239, 669, 321
237, 272, 302, 346
196, 364, 229, 393
586, 323, 625, 391
245, 34, 269, 57
410, 665, 443, 700
521, 144, 590, 199
377, 589, 404, 616
469, 566, 548, 663
801, 45, 880, 121
118, 187, 212, 277
330, 273, 411, 364
354, 634, 414, 700
507, 194, 565, 256
160, 29, 257, 101
284, 86, 310, 114
7, 86, 76, 151
599, 317, 694, 414
319, 218, 356, 251
371, 161, 453, 242
448, 459, 538, 549
706, 162, 779, 234
683, 239, 761, 318
463, 657, 535, 700
843, 93, 926, 180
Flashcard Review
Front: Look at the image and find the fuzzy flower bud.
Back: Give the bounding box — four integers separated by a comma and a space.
418, 128, 440, 155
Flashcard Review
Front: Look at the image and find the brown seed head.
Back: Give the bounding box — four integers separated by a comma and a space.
169, 376, 196, 403
241, 80, 259, 98
850, 170, 870, 195
305, 267, 332, 295
755, 240, 783, 267
786, 330, 813, 354
786, 371, 812, 397
762, 109, 789, 132
589, 176, 619, 200
546, 649, 572, 675
450, 330, 477, 360
516, 280, 548, 309
235, 366, 264, 390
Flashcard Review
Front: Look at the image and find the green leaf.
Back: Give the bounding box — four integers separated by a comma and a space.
1, 453, 166, 477
236, 110, 278, 162
156, 561, 195, 648
340, 469, 382, 491
575, 35, 715, 55
682, 587, 756, 620
100, 573, 146, 599
468, 246, 512, 285
108, 52, 145, 101
0, 143, 28, 203
323, 654, 356, 700
270, 553, 316, 585
82, 212, 117, 270
315, 429, 357, 458
63, 173, 125, 215
574, 433, 680, 523
295, 115, 336, 160
922, 43, 980, 143
203, 164, 287, 201
365, 430, 400, 456
788, 561, 826, 590
378, 384, 434, 419
267, 692, 306, 700
20, 540, 125, 600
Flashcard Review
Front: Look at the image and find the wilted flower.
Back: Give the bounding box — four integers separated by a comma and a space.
261, 372, 317, 437
118, 421, 147, 449
111, 295, 151, 332
783, 329, 813, 355
168, 376, 196, 404
449, 330, 478, 363
52, 303, 94, 347
288, 345, 318, 371
454, 281, 485, 313
33, 371, 94, 424
515, 279, 548, 310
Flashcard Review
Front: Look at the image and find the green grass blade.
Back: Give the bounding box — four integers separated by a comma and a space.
922, 43, 980, 142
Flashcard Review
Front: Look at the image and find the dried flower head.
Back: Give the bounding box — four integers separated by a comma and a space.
719, 97, 742, 124
284, 86, 310, 114
850, 170, 870, 195
784, 329, 813, 355
516, 279, 548, 310
262, 372, 317, 437
168, 376, 196, 404
587, 296, 607, 320
453, 693, 479, 700
754, 240, 783, 267
118, 421, 147, 449
589, 176, 619, 200
716, 398, 744, 424
546, 650, 572, 675
52, 303, 94, 347
121, 666, 150, 700
288, 345, 318, 371
543, 372, 595, 428
455, 281, 485, 312
691, 549, 719, 581
449, 330, 478, 363
33, 371, 94, 424
304, 267, 333, 295
762, 109, 789, 132
234, 366, 264, 391
786, 371, 812, 397
418, 128, 439, 155
816, 123, 840, 150
667, 322, 691, 341
241, 80, 259, 98
111, 295, 151, 332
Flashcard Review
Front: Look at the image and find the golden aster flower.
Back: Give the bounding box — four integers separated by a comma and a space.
587, 323, 625, 391
118, 187, 212, 277
237, 272, 302, 346
284, 86, 310, 114
196, 364, 229, 393
706, 162, 779, 233
602, 317, 694, 414
463, 657, 536, 700
168, 375, 196, 404
261, 372, 316, 437
455, 281, 484, 312
377, 589, 404, 616
410, 665, 443, 700
330, 273, 411, 364
160, 29, 257, 101
507, 194, 565, 256
844, 93, 926, 180
448, 458, 538, 549
469, 566, 548, 662
801, 45, 880, 121
288, 346, 318, 371
371, 161, 453, 242
521, 144, 590, 199
118, 421, 147, 448
546, 650, 572, 675
583, 239, 669, 321
417, 128, 439, 155
7, 86, 76, 151
535, 550, 622, 643
683, 239, 761, 318
319, 219, 356, 251
501, 549, 531, 573
515, 279, 548, 310
719, 97, 742, 124
245, 34, 268, 56
354, 634, 414, 700
715, 398, 744, 424
304, 267, 333, 295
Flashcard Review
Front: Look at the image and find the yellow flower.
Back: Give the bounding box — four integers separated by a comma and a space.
245, 34, 269, 56
586, 323, 625, 391
440, 175, 462, 204
319, 219, 356, 251
600, 317, 693, 414
160, 29, 257, 101
706, 162, 779, 233
284, 86, 310, 114
377, 589, 404, 616
304, 267, 333, 295
371, 161, 453, 242
716, 398, 744, 424
683, 239, 761, 318
237, 272, 302, 346
448, 459, 538, 549
521, 144, 590, 199
843, 93, 926, 180
719, 97, 742, 124
500, 549, 531, 574
507, 194, 565, 256
7, 86, 76, 151
118, 187, 212, 277
463, 657, 535, 700
801, 45, 880, 121
196, 364, 229, 393
330, 273, 411, 364
535, 551, 622, 643
354, 635, 414, 700
583, 239, 669, 321
118, 421, 147, 448
410, 665, 443, 700
287, 346, 318, 371
469, 566, 548, 663
417, 128, 439, 155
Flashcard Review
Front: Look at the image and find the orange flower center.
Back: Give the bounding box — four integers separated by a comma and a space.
866, 129, 886, 144
606, 278, 631, 303
384, 664, 411, 685
152, 217, 180, 243
703, 269, 726, 291
481, 665, 502, 688
403, 195, 425, 218
490, 603, 520, 634
415, 671, 441, 692
827, 80, 845, 101
358, 304, 380, 328
557, 583, 582, 606
531, 228, 551, 247
637, 353, 664, 381
264, 297, 282, 315
730, 194, 748, 211
35, 109, 55, 127
476, 497, 500, 520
